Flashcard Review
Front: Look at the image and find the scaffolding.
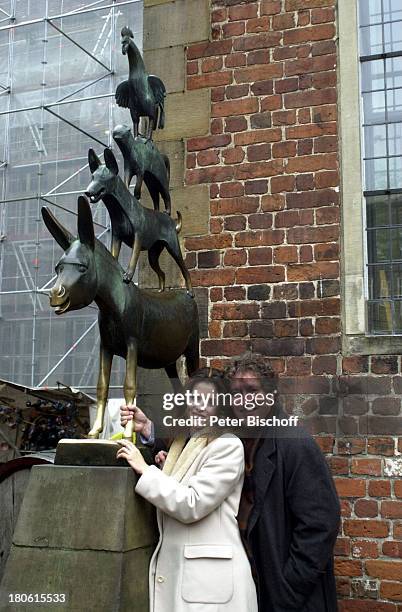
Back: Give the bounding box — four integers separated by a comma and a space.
0, 0, 143, 393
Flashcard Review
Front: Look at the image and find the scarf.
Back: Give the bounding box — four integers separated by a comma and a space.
162, 433, 212, 482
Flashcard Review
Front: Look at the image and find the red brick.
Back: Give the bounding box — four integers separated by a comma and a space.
250, 79, 274, 95
234, 63, 283, 83
272, 110, 296, 125
225, 84, 250, 99
284, 23, 335, 45
248, 247, 272, 265
315, 135, 338, 153
342, 356, 369, 374
223, 321, 248, 338
335, 479, 366, 498
234, 32, 282, 52
260, 94, 283, 111
287, 356, 312, 375
247, 143, 272, 162
271, 175, 295, 193
287, 262, 338, 281
187, 39, 233, 60
202, 57, 223, 73
368, 480, 391, 497
211, 197, 259, 216
272, 141, 297, 158
224, 248, 247, 266
197, 150, 220, 166
224, 216, 246, 232
274, 246, 298, 263
187, 60, 198, 75
245, 179, 268, 195
351, 540, 379, 559
236, 265, 285, 284
211, 302, 260, 321
235, 229, 285, 247
315, 317, 340, 334
186, 165, 234, 185
312, 355, 337, 374
272, 13, 295, 30
383, 540, 402, 558
274, 319, 298, 337
286, 122, 337, 139
311, 7, 335, 23
223, 147, 245, 164
338, 601, 396, 612
212, 97, 258, 118
211, 8, 226, 23
234, 159, 284, 180
185, 234, 232, 251
366, 560, 402, 581
351, 458, 382, 476
235, 128, 282, 145
286, 0, 336, 11
219, 182, 244, 198
202, 339, 250, 357
225, 116, 248, 132
225, 53, 247, 68
223, 21, 245, 38
343, 520, 389, 538
285, 54, 337, 76
367, 437, 395, 456
380, 581, 402, 602
286, 153, 337, 173
247, 16, 270, 33
284, 88, 337, 109
261, 0, 281, 15
248, 214, 273, 230
335, 559, 362, 577
395, 480, 402, 498
354, 499, 378, 518
228, 3, 258, 20
275, 78, 298, 94
261, 194, 285, 211
188, 134, 231, 152
382, 501, 402, 519
191, 269, 235, 287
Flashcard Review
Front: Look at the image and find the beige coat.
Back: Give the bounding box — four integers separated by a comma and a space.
135, 433, 258, 612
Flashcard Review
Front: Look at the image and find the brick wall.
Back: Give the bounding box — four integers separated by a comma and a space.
183, 0, 402, 610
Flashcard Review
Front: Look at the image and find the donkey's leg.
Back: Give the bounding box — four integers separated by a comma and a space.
88, 345, 113, 438
147, 181, 160, 212
111, 235, 122, 260
165, 236, 194, 297
123, 340, 138, 441
184, 326, 200, 377
165, 362, 184, 395
134, 174, 143, 201
123, 235, 142, 283
148, 242, 165, 291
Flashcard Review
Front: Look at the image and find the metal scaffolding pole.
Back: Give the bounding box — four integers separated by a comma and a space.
0, 0, 143, 390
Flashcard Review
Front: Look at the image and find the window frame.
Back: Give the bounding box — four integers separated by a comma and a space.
339, 0, 402, 353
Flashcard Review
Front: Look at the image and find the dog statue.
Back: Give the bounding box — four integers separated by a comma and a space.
85, 148, 193, 294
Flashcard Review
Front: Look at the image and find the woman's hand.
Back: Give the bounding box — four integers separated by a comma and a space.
155, 450, 168, 469
120, 404, 153, 439
116, 439, 150, 475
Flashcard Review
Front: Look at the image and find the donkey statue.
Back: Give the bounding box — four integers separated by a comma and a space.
42, 196, 199, 439
86, 148, 193, 295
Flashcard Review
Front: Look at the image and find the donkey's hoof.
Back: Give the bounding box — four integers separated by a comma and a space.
123, 271, 133, 284
87, 427, 102, 439
187, 289, 195, 298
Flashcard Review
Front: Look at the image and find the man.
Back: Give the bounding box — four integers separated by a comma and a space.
121, 352, 340, 612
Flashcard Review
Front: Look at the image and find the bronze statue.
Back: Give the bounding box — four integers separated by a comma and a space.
116, 26, 166, 139
113, 124, 171, 215
85, 148, 193, 293
41, 197, 199, 439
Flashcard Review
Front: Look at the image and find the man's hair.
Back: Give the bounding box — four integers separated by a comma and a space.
224, 351, 278, 393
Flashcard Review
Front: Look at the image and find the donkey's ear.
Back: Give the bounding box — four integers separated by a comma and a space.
104, 148, 119, 175
77, 196, 95, 251
41, 207, 74, 251
88, 148, 101, 174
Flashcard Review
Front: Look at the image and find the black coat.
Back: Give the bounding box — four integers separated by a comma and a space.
245, 422, 340, 612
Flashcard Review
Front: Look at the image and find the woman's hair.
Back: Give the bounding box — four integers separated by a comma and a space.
186, 367, 232, 418
224, 351, 278, 394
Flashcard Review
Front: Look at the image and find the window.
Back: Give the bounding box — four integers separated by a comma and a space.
358, 0, 402, 333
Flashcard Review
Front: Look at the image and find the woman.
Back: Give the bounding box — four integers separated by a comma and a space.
117, 368, 258, 612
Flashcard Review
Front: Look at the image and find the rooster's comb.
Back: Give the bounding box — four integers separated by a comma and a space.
121, 26, 134, 38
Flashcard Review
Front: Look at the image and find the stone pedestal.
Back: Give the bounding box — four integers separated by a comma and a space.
0, 464, 157, 611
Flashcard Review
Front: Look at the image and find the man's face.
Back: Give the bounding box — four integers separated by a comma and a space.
230, 370, 272, 420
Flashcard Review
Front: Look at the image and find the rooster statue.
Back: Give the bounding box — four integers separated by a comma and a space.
115, 26, 166, 139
